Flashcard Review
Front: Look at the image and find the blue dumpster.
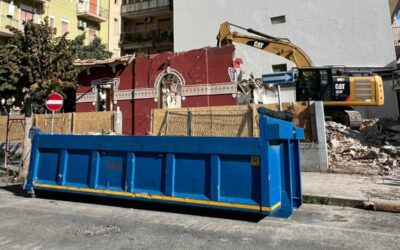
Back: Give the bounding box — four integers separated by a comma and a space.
24, 108, 304, 218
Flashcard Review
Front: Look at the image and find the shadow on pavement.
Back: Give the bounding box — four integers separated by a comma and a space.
0, 184, 30, 197
0, 185, 265, 222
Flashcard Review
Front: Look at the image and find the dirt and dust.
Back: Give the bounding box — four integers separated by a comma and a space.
76, 224, 121, 237
326, 118, 400, 177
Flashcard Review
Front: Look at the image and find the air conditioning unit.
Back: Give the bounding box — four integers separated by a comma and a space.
144, 17, 152, 23
7, 3, 15, 18
78, 20, 87, 29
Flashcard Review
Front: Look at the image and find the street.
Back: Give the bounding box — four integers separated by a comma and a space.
0, 185, 399, 250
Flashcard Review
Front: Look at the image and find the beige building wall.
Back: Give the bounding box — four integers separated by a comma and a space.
0, 0, 110, 47
108, 0, 121, 57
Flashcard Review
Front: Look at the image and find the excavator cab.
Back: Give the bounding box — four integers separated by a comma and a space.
296, 67, 370, 128
296, 67, 353, 102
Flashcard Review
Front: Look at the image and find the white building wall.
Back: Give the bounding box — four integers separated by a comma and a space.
174, 0, 399, 118
174, 0, 396, 71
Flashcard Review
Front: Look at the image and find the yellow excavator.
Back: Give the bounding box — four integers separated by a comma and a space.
217, 21, 385, 128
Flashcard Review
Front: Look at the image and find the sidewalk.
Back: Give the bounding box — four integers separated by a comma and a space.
302, 172, 400, 212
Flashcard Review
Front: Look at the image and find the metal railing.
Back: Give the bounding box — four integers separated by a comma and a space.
121, 29, 173, 45
77, 2, 108, 19
392, 26, 400, 46
122, 0, 171, 14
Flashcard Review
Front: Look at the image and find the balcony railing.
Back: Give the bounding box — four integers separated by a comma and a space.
0, 16, 19, 37
393, 26, 400, 46
122, 0, 171, 15
77, 2, 108, 22
121, 29, 173, 47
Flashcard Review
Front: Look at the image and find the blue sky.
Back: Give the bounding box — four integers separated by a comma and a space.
397, 11, 400, 24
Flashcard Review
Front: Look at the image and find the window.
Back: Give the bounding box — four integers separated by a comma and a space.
88, 29, 96, 43
96, 85, 113, 111
61, 19, 69, 35
272, 64, 288, 72
298, 70, 320, 101
89, 0, 98, 15
20, 9, 34, 28
49, 16, 55, 28
270, 15, 286, 25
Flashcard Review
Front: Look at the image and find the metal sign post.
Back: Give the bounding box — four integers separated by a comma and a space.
51, 111, 55, 134
45, 93, 64, 134
262, 72, 296, 111
277, 85, 282, 111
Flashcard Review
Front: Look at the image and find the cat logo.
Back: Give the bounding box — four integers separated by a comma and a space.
251, 156, 260, 166
253, 41, 265, 49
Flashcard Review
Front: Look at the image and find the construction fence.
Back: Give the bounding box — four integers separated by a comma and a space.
151, 103, 313, 142
0, 111, 116, 143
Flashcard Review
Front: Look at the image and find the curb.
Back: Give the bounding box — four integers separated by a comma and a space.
303, 195, 400, 213
303, 195, 364, 208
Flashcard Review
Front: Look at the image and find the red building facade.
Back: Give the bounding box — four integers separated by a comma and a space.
76, 46, 238, 135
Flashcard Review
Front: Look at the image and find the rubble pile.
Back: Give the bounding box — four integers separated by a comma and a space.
326, 118, 400, 176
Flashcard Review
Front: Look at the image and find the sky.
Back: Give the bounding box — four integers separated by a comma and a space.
397, 11, 400, 25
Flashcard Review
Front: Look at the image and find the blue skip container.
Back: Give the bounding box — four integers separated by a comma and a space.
24, 108, 304, 218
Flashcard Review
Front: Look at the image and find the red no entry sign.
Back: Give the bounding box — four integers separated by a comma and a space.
45, 93, 64, 112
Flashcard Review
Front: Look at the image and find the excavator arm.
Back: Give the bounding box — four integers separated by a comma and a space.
217, 22, 314, 68
217, 22, 384, 129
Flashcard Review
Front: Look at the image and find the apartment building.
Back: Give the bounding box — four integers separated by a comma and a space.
120, 0, 172, 55
0, 0, 117, 54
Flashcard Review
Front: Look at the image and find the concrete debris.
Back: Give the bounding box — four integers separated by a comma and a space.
326, 118, 400, 177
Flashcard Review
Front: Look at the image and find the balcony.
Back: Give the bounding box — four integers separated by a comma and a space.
120, 29, 173, 50
77, 2, 108, 23
0, 16, 18, 37
394, 27, 400, 46
33, 0, 48, 3
122, 0, 172, 18
392, 26, 400, 55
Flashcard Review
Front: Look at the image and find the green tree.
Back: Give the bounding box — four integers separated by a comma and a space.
73, 33, 112, 60
0, 19, 78, 113
0, 18, 112, 113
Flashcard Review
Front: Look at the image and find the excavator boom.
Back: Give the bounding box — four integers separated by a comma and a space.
217, 21, 385, 129
217, 22, 314, 68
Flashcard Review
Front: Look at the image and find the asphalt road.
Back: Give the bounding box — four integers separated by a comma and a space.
0, 185, 399, 250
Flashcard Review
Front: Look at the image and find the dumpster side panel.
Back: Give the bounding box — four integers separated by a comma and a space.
134, 152, 165, 194
65, 151, 91, 187
291, 140, 302, 208
219, 155, 260, 206
174, 154, 210, 200
27, 136, 270, 214
36, 149, 59, 185
24, 109, 304, 218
